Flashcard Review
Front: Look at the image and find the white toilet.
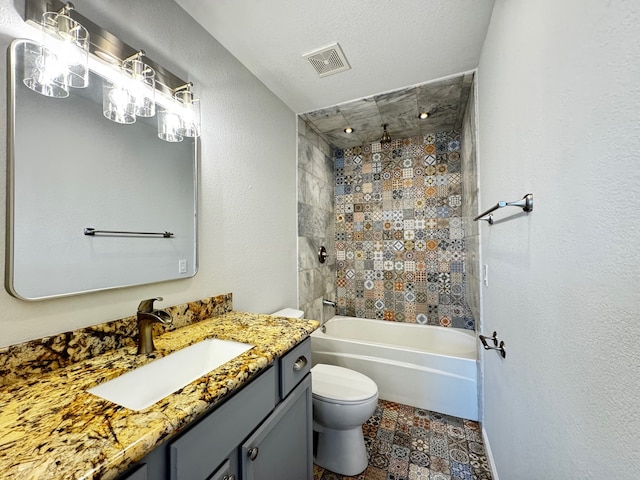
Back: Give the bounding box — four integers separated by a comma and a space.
271, 308, 379, 476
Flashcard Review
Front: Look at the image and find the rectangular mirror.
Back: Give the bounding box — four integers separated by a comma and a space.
6, 39, 198, 300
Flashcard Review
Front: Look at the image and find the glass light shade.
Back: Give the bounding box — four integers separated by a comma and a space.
175, 90, 201, 137
23, 42, 69, 98
41, 12, 89, 89
123, 58, 155, 117
157, 108, 184, 142
103, 81, 136, 124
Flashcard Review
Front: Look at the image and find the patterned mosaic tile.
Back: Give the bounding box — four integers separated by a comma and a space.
335, 132, 475, 329
314, 399, 492, 480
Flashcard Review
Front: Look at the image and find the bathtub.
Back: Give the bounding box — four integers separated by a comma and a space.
310, 316, 478, 420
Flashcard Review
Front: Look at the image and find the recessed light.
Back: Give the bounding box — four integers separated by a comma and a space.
344, 127, 354, 133
418, 112, 430, 120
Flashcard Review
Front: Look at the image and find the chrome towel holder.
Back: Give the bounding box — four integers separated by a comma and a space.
474, 193, 533, 225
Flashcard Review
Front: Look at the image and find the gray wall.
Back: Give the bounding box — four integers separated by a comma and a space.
0, 0, 298, 346
478, 0, 640, 478
297, 118, 335, 321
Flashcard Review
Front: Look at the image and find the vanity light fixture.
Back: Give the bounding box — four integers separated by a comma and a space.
157, 107, 184, 143
103, 80, 136, 124
418, 111, 430, 119
344, 127, 354, 134
103, 51, 155, 125
21, 0, 201, 143
157, 83, 201, 142
122, 51, 156, 118
23, 2, 89, 98
174, 83, 201, 138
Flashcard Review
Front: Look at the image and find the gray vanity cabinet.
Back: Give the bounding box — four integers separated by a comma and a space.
241, 375, 312, 480
116, 338, 312, 480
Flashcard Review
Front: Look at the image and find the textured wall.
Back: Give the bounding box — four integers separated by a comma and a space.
0, 0, 297, 346
297, 119, 336, 322
334, 133, 475, 329
478, 0, 640, 478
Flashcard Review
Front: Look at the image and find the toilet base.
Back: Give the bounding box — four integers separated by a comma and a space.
314, 425, 368, 476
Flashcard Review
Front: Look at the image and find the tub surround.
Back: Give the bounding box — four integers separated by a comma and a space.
0, 296, 318, 479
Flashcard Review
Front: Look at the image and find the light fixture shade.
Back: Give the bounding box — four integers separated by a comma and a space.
175, 89, 201, 138
42, 12, 89, 89
23, 42, 69, 98
103, 81, 136, 124
157, 107, 184, 142
123, 57, 155, 117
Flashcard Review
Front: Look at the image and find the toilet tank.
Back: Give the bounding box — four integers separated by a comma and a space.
271, 308, 304, 319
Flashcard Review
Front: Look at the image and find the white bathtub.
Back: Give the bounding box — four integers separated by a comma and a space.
310, 316, 478, 420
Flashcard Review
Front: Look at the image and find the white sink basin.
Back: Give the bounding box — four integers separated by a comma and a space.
88, 338, 253, 411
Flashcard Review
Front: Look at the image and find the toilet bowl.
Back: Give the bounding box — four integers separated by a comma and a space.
271, 308, 379, 476
311, 364, 378, 476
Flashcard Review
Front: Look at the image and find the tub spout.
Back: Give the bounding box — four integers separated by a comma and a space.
322, 299, 337, 308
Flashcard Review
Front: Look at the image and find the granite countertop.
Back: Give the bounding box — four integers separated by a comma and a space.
0, 311, 318, 479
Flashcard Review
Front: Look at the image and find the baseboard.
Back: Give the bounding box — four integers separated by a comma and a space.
482, 426, 499, 480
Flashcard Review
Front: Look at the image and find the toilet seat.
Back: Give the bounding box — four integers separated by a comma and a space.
312, 364, 378, 404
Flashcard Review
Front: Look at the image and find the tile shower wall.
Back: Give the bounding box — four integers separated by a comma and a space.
461, 84, 480, 325
297, 118, 336, 321
335, 132, 475, 329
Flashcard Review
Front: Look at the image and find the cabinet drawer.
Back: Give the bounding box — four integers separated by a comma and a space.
279, 338, 311, 398
169, 366, 277, 480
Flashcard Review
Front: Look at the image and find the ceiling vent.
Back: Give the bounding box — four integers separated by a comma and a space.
303, 42, 351, 78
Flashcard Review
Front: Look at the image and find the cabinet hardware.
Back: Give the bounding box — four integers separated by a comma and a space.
293, 356, 308, 371
247, 447, 259, 461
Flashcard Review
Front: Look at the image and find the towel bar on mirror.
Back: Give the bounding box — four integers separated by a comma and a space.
84, 228, 174, 238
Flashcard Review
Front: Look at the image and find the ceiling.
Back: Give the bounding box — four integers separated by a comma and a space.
299, 72, 474, 148
175, 0, 495, 147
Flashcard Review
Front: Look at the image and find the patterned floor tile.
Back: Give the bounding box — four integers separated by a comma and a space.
314, 400, 492, 480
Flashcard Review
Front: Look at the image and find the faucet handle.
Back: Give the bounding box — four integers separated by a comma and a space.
138, 297, 163, 313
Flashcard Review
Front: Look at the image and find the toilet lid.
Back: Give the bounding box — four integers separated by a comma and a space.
311, 364, 378, 403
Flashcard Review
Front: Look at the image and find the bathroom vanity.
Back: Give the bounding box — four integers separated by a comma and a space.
0, 308, 317, 480
119, 339, 312, 480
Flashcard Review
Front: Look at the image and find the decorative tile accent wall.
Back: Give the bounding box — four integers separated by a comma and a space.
335, 132, 475, 329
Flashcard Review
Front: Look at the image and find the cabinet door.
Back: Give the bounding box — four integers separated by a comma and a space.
207, 459, 238, 480
241, 374, 312, 480
119, 464, 147, 480
170, 366, 276, 480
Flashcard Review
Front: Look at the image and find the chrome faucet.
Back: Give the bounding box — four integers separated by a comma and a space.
136, 297, 172, 354
322, 299, 337, 308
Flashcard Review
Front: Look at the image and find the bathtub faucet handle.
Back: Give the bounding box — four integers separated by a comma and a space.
323, 299, 337, 308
